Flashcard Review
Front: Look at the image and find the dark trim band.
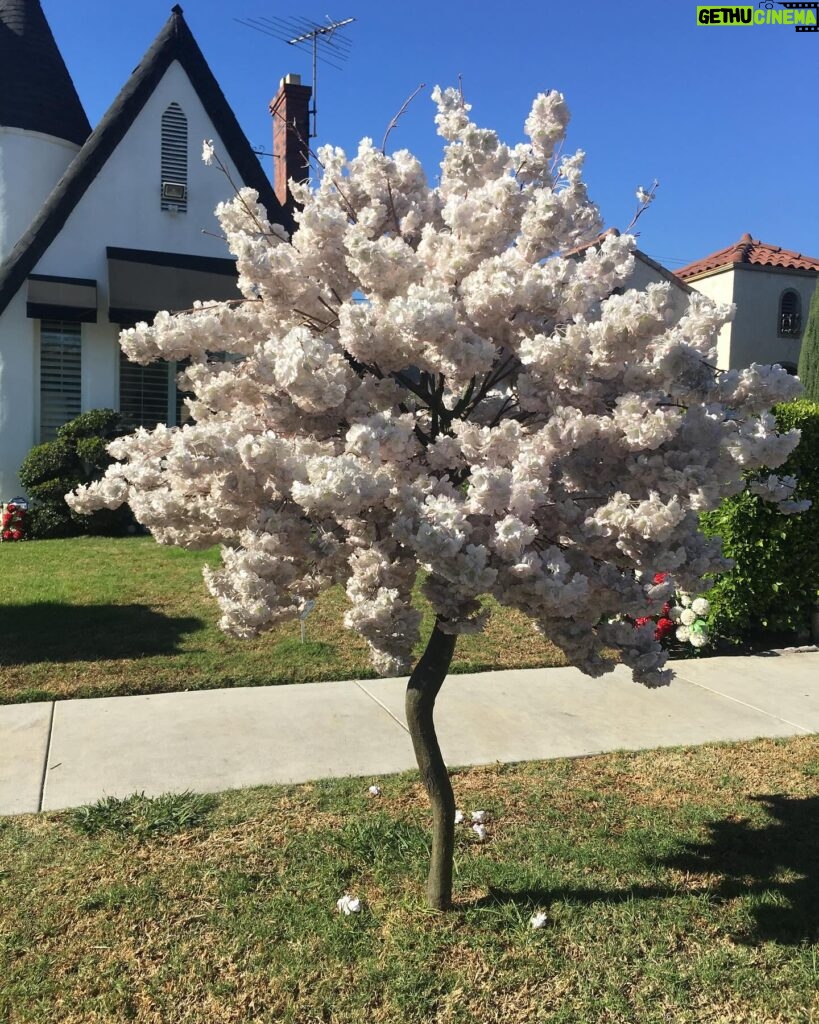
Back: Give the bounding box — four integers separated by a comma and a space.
27, 303, 97, 323
28, 273, 98, 288
106, 247, 237, 276
109, 307, 161, 325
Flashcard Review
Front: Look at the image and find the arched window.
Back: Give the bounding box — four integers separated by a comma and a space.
160, 102, 188, 212
779, 290, 801, 337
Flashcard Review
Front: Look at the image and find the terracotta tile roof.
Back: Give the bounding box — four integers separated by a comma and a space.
677, 233, 819, 280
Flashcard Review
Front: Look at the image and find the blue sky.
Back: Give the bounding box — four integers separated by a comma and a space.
44, 0, 819, 270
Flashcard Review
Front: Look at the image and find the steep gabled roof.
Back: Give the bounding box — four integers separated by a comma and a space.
678, 233, 819, 281
0, 5, 293, 317
0, 0, 91, 145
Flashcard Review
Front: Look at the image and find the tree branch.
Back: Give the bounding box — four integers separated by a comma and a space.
381, 83, 427, 154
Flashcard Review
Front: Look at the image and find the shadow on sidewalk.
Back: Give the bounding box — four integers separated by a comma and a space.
0, 602, 202, 664
468, 795, 819, 945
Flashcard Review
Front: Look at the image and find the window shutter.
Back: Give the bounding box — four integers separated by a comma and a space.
161, 103, 188, 212
40, 321, 81, 441
119, 353, 173, 430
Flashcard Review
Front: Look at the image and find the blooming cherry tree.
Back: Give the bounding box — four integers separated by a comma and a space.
70, 87, 803, 909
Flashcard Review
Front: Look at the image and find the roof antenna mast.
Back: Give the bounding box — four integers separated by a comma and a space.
236, 14, 355, 139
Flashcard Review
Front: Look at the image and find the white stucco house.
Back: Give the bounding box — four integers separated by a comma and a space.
677, 234, 819, 372
0, 1, 307, 498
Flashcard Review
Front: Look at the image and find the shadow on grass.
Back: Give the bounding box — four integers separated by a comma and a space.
662, 794, 819, 945
469, 795, 819, 945
0, 602, 202, 664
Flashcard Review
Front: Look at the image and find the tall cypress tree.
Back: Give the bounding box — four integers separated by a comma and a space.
797, 280, 819, 403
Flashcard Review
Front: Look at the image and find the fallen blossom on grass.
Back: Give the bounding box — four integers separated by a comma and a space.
336, 894, 362, 915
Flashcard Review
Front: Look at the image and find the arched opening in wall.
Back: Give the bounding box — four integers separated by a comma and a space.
779, 361, 798, 375
779, 290, 801, 337
161, 103, 188, 213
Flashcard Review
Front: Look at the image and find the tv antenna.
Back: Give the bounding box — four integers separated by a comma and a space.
236, 15, 355, 139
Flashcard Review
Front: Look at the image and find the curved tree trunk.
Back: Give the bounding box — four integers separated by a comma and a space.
405, 619, 457, 910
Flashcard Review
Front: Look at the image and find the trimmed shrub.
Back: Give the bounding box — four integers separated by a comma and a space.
18, 409, 135, 539
701, 399, 819, 644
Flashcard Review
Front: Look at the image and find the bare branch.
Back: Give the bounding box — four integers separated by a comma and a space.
624, 179, 659, 235
381, 82, 426, 154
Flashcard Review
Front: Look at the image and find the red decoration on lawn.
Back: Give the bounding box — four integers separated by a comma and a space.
2, 499, 28, 541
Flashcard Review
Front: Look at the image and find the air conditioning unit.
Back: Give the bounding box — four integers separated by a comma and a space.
161, 181, 187, 201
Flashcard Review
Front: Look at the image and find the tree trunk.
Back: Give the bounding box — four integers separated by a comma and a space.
405, 619, 457, 910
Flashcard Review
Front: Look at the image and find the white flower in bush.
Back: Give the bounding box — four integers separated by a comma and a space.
680, 608, 697, 626
691, 597, 710, 617
689, 631, 708, 649
676, 625, 690, 642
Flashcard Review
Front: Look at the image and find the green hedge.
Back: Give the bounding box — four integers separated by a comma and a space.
701, 399, 819, 644
18, 409, 135, 539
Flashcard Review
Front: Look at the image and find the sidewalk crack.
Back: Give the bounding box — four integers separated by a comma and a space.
354, 682, 409, 733
677, 676, 812, 735
37, 703, 56, 813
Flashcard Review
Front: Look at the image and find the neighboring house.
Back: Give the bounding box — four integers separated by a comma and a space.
569, 227, 693, 314
0, 1, 308, 498
677, 234, 819, 372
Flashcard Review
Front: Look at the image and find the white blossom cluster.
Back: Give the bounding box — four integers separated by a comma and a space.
748, 474, 811, 514
670, 594, 711, 648
454, 808, 488, 840
69, 88, 805, 688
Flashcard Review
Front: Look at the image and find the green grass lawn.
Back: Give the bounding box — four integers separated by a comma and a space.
2, 736, 818, 1023
0, 536, 566, 704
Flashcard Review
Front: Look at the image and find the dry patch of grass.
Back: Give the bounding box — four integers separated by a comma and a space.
0, 536, 565, 704
2, 736, 819, 1023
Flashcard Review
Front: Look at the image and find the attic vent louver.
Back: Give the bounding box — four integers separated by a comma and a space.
161, 102, 188, 212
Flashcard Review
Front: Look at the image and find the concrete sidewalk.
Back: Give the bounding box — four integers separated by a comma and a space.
2, 652, 818, 815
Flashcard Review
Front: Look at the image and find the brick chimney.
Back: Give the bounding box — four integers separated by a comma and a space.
270, 73, 312, 211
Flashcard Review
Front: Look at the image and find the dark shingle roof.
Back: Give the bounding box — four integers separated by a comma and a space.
0, 5, 293, 316
0, 0, 91, 145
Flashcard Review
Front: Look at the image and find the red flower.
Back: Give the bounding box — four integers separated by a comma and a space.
634, 616, 653, 628
11, 529, 21, 540
655, 617, 675, 641
653, 572, 668, 584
